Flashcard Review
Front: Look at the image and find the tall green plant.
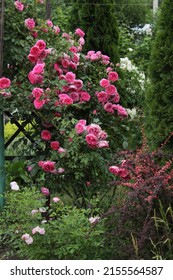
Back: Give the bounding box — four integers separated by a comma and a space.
68, 0, 119, 63
145, 0, 173, 150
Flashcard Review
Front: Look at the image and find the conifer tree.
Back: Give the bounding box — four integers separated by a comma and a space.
68, 0, 119, 63
145, 0, 173, 150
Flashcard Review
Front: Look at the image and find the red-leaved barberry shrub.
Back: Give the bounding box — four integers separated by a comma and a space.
103, 131, 173, 259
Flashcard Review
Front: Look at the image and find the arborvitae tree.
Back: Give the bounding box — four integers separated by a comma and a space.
145, 0, 173, 150
114, 0, 152, 27
68, 0, 119, 63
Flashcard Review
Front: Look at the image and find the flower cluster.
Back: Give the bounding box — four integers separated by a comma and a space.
38, 160, 65, 174
75, 120, 109, 149
96, 70, 128, 118
109, 160, 130, 180
0, 77, 11, 98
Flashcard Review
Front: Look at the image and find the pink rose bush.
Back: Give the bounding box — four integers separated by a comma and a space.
75, 120, 109, 149
2, 2, 130, 202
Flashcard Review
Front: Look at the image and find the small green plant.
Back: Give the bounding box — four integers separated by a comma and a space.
0, 186, 105, 260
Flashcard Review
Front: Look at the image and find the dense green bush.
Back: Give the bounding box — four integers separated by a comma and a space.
0, 187, 105, 260
145, 0, 173, 150
68, 0, 119, 63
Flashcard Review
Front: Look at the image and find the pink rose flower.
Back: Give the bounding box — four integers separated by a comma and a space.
90, 53, 99, 61
78, 119, 87, 125
108, 71, 119, 82
113, 105, 128, 118
46, 19, 53, 27
34, 99, 45, 110
25, 18, 35, 30
100, 78, 110, 88
86, 124, 101, 137
79, 37, 85, 46
41, 130, 52, 141
57, 167, 65, 174
109, 166, 120, 175
32, 226, 45, 235
21, 234, 33, 244
97, 140, 109, 148
38, 161, 44, 167
104, 102, 114, 114
64, 72, 76, 83
69, 92, 79, 102
113, 93, 120, 103
0, 77, 11, 89
28, 54, 37, 64
72, 53, 80, 63
35, 39, 46, 51
59, 94, 73, 105
81, 91, 91, 102
75, 28, 85, 37
105, 85, 117, 96
53, 26, 60, 34
74, 79, 83, 89
14, 1, 24, 11
53, 197, 60, 203
42, 161, 56, 172
97, 91, 108, 103
32, 87, 44, 99
50, 141, 60, 150
101, 54, 110, 61
69, 46, 78, 53
41, 187, 50, 196
85, 133, 98, 147
33, 63, 45, 74
58, 147, 66, 154
61, 59, 69, 68
30, 46, 41, 57
75, 122, 86, 134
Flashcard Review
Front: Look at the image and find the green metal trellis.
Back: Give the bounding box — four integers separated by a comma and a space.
0, 0, 5, 210
0, 0, 52, 210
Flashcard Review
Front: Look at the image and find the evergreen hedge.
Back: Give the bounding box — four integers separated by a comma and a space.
145, 0, 173, 150
68, 0, 119, 63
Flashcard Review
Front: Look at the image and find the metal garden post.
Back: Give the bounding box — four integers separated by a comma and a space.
0, 0, 5, 210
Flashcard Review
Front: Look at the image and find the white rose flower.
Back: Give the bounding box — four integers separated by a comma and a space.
10, 181, 20, 191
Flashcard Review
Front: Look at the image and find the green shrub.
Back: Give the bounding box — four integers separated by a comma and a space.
145, 0, 173, 150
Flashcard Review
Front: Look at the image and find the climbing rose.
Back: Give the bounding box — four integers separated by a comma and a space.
46, 19, 53, 27
100, 78, 110, 88
108, 71, 119, 82
35, 39, 46, 51
81, 91, 91, 102
21, 234, 33, 244
53, 197, 60, 203
32, 226, 45, 235
75, 28, 85, 37
42, 161, 56, 172
50, 141, 60, 150
34, 99, 45, 110
41, 130, 52, 141
41, 187, 50, 196
97, 140, 109, 148
32, 87, 44, 99
0, 77, 11, 89
25, 18, 35, 30
14, 1, 24, 11
85, 134, 98, 147
33, 63, 45, 74
75, 122, 86, 134
64, 72, 76, 83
